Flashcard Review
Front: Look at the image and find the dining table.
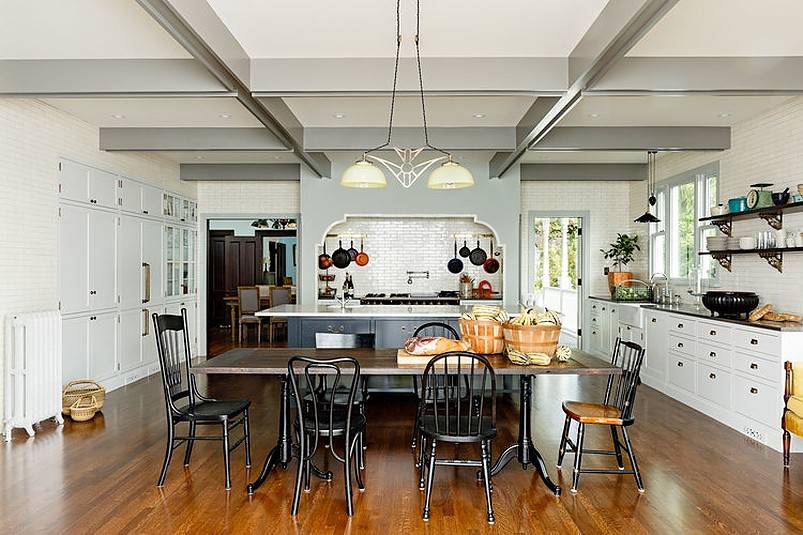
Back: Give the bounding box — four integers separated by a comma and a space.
192, 347, 621, 496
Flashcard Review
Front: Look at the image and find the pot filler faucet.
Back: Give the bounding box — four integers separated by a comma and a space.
407, 271, 430, 285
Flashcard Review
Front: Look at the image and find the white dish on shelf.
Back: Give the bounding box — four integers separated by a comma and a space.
739, 237, 757, 250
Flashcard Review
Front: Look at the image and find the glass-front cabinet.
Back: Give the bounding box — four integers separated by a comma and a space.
163, 192, 198, 224
165, 225, 197, 297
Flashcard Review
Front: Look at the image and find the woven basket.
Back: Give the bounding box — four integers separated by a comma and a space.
503, 323, 561, 357
62, 380, 105, 415
69, 395, 99, 422
459, 319, 505, 355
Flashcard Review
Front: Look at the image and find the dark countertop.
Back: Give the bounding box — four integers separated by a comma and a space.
641, 303, 803, 332
588, 295, 652, 305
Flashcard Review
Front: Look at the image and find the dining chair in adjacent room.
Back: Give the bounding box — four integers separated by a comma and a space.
267, 285, 292, 344
288, 356, 367, 517
417, 351, 497, 524
238, 286, 262, 345
556, 338, 646, 493
152, 309, 252, 490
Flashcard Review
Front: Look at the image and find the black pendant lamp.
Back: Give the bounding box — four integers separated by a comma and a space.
635, 150, 661, 223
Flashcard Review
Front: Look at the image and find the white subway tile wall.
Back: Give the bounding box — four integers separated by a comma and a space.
656, 96, 803, 314
197, 181, 300, 214
0, 99, 190, 416
323, 217, 504, 297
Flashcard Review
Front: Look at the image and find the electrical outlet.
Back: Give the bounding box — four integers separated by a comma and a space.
603, 267, 610, 275
743, 426, 767, 444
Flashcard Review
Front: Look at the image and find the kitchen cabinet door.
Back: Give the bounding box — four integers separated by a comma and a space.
89, 312, 117, 380
375, 320, 417, 348
88, 211, 117, 310
118, 176, 143, 214
62, 316, 89, 384
59, 205, 90, 314
141, 306, 161, 366
644, 311, 668, 381
117, 215, 142, 309
88, 168, 117, 209
142, 220, 163, 305
118, 308, 143, 372
165, 301, 194, 355
141, 184, 162, 217
300, 319, 372, 348
58, 160, 90, 203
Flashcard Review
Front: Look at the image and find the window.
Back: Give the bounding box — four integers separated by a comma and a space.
649, 163, 719, 282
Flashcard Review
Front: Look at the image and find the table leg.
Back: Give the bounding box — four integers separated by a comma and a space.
230, 306, 237, 342
247, 375, 293, 494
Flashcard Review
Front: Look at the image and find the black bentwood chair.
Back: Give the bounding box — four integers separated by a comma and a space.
417, 351, 497, 524
288, 356, 367, 517
152, 309, 251, 490
557, 338, 646, 493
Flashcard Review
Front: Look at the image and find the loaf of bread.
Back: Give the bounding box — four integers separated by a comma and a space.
764, 311, 803, 323
749, 304, 773, 322
403, 337, 470, 356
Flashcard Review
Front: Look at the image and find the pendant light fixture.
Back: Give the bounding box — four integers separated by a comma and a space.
635, 150, 661, 223
340, 0, 474, 190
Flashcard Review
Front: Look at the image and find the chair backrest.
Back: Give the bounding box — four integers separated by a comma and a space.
269, 285, 292, 307
413, 321, 459, 339
283, 276, 293, 286
256, 284, 271, 299
420, 351, 496, 439
238, 286, 260, 315
315, 332, 375, 349
288, 356, 361, 463
152, 309, 194, 415
604, 338, 645, 423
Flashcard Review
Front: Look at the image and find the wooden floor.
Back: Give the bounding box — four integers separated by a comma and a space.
2, 332, 802, 533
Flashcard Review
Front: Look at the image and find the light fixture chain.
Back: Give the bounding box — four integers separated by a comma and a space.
367, 0, 402, 154
415, 0, 449, 157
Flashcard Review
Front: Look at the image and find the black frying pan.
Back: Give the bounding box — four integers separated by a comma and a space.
318, 242, 333, 270
347, 240, 359, 261
483, 239, 500, 274
459, 239, 471, 258
332, 240, 351, 269
447, 240, 464, 274
469, 239, 487, 266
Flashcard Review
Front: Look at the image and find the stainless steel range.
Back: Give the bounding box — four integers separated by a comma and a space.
360, 291, 460, 305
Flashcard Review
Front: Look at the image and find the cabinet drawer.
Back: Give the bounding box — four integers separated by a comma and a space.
697, 320, 732, 345
668, 333, 695, 356
733, 352, 778, 384
697, 341, 732, 368
697, 364, 731, 408
733, 375, 778, 425
669, 315, 695, 335
300, 319, 372, 347
668, 354, 696, 394
732, 329, 780, 359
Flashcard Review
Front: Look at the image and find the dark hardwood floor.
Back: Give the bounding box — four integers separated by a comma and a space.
2, 331, 802, 533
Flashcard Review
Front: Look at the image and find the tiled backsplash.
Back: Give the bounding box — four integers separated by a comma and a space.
320, 216, 504, 297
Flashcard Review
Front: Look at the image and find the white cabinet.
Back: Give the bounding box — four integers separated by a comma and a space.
142, 184, 162, 217
142, 220, 163, 305
89, 312, 117, 380
88, 210, 117, 310
59, 160, 117, 208
166, 300, 197, 355
141, 306, 161, 367
118, 308, 143, 372
120, 177, 163, 217
586, 300, 619, 357
62, 316, 89, 383
165, 225, 197, 298
89, 168, 118, 208
643, 310, 667, 382
59, 205, 90, 314
117, 215, 142, 309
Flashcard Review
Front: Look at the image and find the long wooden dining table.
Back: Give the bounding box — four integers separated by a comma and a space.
192, 347, 621, 497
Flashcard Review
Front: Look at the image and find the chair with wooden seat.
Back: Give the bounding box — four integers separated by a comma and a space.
556, 338, 645, 493
237, 286, 262, 345
783, 361, 803, 466
266, 285, 292, 343
152, 309, 251, 489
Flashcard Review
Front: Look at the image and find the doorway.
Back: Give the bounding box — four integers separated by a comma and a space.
526, 213, 586, 348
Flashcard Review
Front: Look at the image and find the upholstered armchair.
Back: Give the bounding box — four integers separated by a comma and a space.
783, 361, 802, 466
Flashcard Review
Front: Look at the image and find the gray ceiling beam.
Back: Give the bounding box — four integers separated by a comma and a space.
303, 127, 515, 151
0, 59, 230, 96
515, 97, 560, 146
180, 163, 300, 181
100, 127, 286, 152
136, 0, 331, 177
533, 126, 730, 151
521, 163, 646, 181
587, 57, 803, 94
489, 0, 679, 178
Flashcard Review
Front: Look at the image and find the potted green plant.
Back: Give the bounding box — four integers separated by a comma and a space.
600, 233, 640, 297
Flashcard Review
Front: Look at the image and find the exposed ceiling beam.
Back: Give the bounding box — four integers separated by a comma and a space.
180, 163, 300, 181
521, 163, 646, 181
136, 0, 331, 177
587, 57, 803, 95
533, 126, 730, 151
515, 97, 561, 147
0, 59, 230, 96
489, 0, 680, 178
303, 127, 514, 151
100, 127, 286, 151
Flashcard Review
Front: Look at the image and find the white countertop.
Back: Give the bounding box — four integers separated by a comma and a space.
256, 304, 519, 318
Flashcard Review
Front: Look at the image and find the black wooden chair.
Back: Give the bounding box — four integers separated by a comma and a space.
417, 351, 497, 524
410, 322, 461, 452
152, 309, 251, 490
288, 356, 366, 517
556, 338, 645, 493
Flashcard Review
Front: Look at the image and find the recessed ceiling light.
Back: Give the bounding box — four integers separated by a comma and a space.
473, 113, 486, 119
588, 113, 600, 118
111, 114, 125, 119
274, 155, 282, 160
195, 155, 204, 160
218, 113, 232, 119
333, 113, 346, 119
718, 112, 731, 118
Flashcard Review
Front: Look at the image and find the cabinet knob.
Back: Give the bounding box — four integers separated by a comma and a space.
651, 318, 657, 323
709, 351, 717, 358
750, 339, 758, 345
677, 323, 684, 329
709, 373, 716, 380
750, 362, 758, 370
677, 342, 684, 348
750, 387, 759, 394
626, 326, 631, 331
602, 307, 606, 311
677, 361, 683, 367
709, 330, 716, 336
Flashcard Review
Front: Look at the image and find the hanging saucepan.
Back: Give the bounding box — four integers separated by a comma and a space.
332, 239, 351, 269
459, 239, 471, 258
318, 242, 333, 270
483, 239, 500, 274
469, 239, 487, 266
355, 238, 370, 267
347, 240, 359, 261
447, 240, 464, 274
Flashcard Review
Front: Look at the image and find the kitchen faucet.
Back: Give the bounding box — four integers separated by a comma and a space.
649, 273, 671, 304
406, 271, 430, 285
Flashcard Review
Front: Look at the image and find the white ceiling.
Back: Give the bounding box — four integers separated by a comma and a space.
628, 0, 803, 57
156, 151, 298, 164
281, 95, 536, 127
207, 0, 608, 58
521, 151, 646, 164
562, 95, 794, 127
0, 0, 190, 59
42, 97, 260, 128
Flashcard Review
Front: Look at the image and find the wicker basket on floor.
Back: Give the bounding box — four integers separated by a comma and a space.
503, 323, 561, 357
69, 395, 99, 422
62, 380, 105, 415
459, 319, 505, 355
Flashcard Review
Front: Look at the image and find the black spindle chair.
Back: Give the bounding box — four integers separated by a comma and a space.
417, 351, 497, 524
288, 356, 367, 517
152, 309, 252, 490
556, 338, 646, 493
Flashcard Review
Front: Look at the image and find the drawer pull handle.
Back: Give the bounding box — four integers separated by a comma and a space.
677, 361, 683, 367
709, 373, 716, 380
709, 351, 717, 358
750, 363, 758, 370
626, 326, 631, 331
651, 318, 657, 323
677, 342, 684, 348
709, 330, 716, 336
750, 387, 759, 395
750, 339, 758, 345
677, 323, 684, 329
602, 307, 606, 311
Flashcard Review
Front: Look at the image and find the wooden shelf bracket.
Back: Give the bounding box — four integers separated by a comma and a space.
758, 250, 783, 273
758, 211, 783, 230
710, 252, 732, 272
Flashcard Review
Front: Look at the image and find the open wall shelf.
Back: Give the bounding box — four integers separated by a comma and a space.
700, 200, 803, 236
699, 247, 803, 273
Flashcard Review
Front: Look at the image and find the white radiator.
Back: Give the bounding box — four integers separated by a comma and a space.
3, 311, 64, 440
